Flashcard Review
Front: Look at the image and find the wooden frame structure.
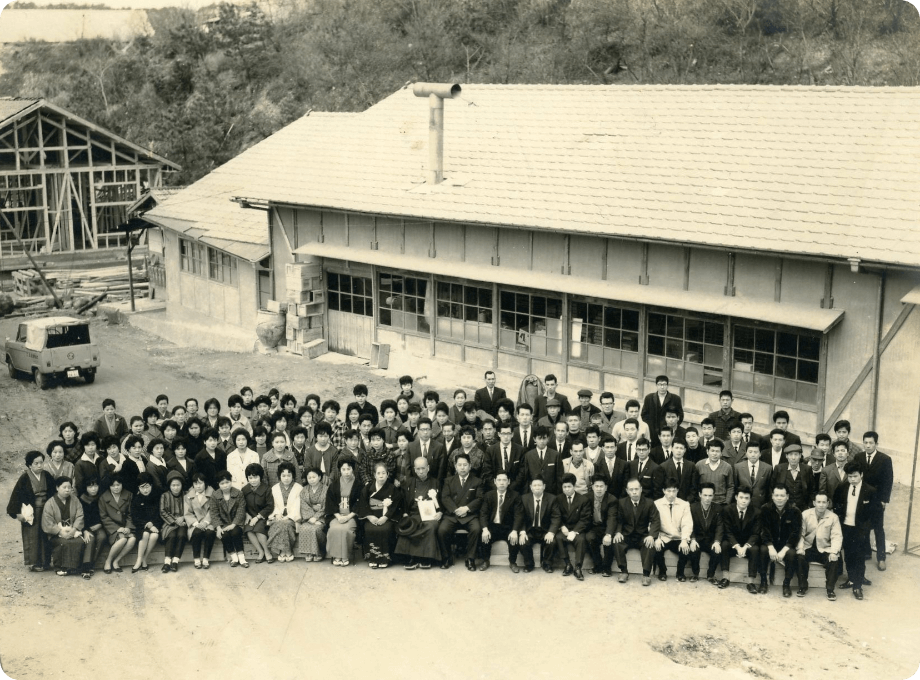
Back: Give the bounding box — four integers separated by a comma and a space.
0, 98, 179, 258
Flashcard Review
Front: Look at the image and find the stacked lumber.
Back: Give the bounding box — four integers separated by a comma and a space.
13, 264, 149, 303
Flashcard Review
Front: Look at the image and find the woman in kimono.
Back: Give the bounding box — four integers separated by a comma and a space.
44, 440, 74, 483
42, 476, 88, 577
297, 468, 327, 561
357, 462, 401, 569
159, 471, 188, 573
130, 473, 162, 573
184, 473, 215, 569
6, 451, 55, 571
266, 462, 301, 562
395, 456, 443, 570
242, 463, 273, 563
325, 458, 362, 566
210, 470, 248, 567
98, 474, 135, 573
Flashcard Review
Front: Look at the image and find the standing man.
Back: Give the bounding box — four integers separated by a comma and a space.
739, 413, 763, 451
474, 371, 507, 420
479, 470, 522, 572
696, 440, 734, 506
855, 432, 892, 571
709, 390, 741, 441
486, 423, 525, 492
819, 440, 851, 510
513, 404, 534, 451
534, 374, 572, 421
628, 438, 662, 501
594, 436, 629, 499
757, 483, 802, 597
653, 478, 693, 581
596, 392, 620, 436
771, 411, 802, 448
771, 445, 814, 511
408, 418, 447, 483
734, 441, 772, 510
641, 375, 683, 447
615, 418, 642, 462
833, 420, 863, 461
687, 482, 724, 583
437, 453, 484, 571
516, 476, 562, 573
659, 439, 699, 502
575, 389, 601, 429
550, 421, 573, 460
796, 492, 842, 600
761, 429, 788, 468
554, 473, 591, 580
612, 478, 661, 585
520, 426, 562, 494
723, 422, 746, 468
833, 462, 878, 600
612, 400, 651, 443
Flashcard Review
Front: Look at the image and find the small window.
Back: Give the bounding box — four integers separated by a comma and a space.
328, 273, 372, 317
436, 281, 493, 345
569, 300, 639, 372
647, 312, 724, 387
378, 273, 429, 333
498, 289, 563, 358
732, 325, 820, 405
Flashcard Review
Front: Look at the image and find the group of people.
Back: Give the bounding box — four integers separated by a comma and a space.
6, 372, 893, 602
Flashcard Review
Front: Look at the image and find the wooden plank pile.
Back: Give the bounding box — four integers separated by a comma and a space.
5, 263, 148, 315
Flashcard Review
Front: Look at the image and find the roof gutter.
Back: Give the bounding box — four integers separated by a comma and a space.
412, 83, 461, 185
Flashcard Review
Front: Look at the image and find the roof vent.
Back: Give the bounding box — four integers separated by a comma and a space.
413, 83, 461, 185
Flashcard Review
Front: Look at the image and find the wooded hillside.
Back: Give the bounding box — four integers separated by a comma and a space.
1, 0, 917, 184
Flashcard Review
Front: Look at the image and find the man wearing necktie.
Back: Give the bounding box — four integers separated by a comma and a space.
719, 486, 762, 593
819, 440, 851, 511
485, 423, 525, 493
513, 404, 534, 451
855, 431, 892, 572
479, 470, 523, 572
409, 418, 447, 483
585, 476, 618, 576
833, 461, 879, 600
437, 453, 484, 571
521, 426, 562, 494
474, 371, 507, 419
612, 478, 661, 586
733, 442, 772, 509
553, 473, 591, 580
515, 476, 562, 573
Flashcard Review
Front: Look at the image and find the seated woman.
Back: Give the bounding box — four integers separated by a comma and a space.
357, 462, 402, 569
166, 439, 197, 488
121, 435, 148, 495
78, 476, 106, 578
226, 430, 260, 490
184, 473, 216, 569
99, 435, 124, 491
159, 470, 188, 573
267, 462, 302, 562
395, 456, 444, 570
130, 473, 162, 573
6, 451, 56, 572
44, 440, 74, 483
242, 463, 273, 563
209, 470, 248, 567
325, 458, 362, 567
59, 422, 83, 464
145, 439, 170, 494
261, 432, 300, 488
98, 474, 136, 573
297, 467, 327, 561
42, 476, 88, 577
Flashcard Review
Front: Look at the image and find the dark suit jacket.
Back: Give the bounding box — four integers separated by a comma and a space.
485, 442, 525, 491
649, 446, 671, 466
556, 493, 591, 534
512, 426, 535, 451
520, 448, 562, 494
640, 392, 684, 445
855, 451, 893, 503
689, 501, 724, 546
721, 503, 761, 547
93, 415, 129, 440
441, 474, 484, 525
615, 440, 641, 463
628, 458, 662, 500
819, 464, 849, 509
479, 488, 521, 531
733, 460, 773, 510
474, 387, 508, 419
593, 455, 630, 499
659, 458, 699, 501
760, 448, 787, 468
515, 492, 562, 533
548, 437, 573, 460
684, 445, 706, 464
408, 439, 447, 481
586, 493, 618, 536
770, 464, 815, 511
759, 502, 802, 550
722, 441, 746, 468
614, 496, 661, 539
833, 482, 878, 534
534, 393, 572, 421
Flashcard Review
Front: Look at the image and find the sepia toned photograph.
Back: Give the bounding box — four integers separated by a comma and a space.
0, 0, 918, 678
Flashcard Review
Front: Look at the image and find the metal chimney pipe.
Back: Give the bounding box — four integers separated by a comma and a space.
413, 82, 461, 185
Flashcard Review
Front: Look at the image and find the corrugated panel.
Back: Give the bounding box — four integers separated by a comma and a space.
294, 241, 845, 332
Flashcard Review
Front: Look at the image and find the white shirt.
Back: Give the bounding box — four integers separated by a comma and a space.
844, 482, 861, 526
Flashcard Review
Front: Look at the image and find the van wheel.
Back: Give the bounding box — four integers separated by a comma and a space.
34, 370, 49, 390
7, 359, 19, 380
83, 372, 95, 384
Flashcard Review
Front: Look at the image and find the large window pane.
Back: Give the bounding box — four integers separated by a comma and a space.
732, 324, 822, 405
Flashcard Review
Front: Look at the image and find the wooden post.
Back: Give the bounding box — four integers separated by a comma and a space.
127, 231, 136, 312
868, 273, 885, 430
902, 375, 920, 556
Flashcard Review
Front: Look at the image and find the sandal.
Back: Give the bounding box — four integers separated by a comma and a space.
82, 572, 93, 580
332, 558, 342, 566
341, 559, 350, 567
56, 570, 68, 576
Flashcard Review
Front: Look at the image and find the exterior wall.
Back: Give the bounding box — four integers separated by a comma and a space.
283, 208, 918, 460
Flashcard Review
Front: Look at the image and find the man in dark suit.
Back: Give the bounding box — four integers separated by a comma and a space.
474, 371, 507, 419
734, 442, 772, 509
615, 418, 642, 463
760, 429, 788, 467
709, 390, 741, 441
834, 461, 879, 600
549, 421, 573, 460
723, 422, 747, 468
437, 453, 484, 571
739, 413, 763, 452
649, 426, 675, 465
512, 403, 535, 451
486, 423, 525, 492
553, 473, 591, 580
771, 410, 802, 448
659, 440, 699, 501
408, 418, 447, 482
687, 482, 724, 582
757, 483, 802, 597
585, 475, 618, 576
770, 445, 814, 512
855, 431, 893, 571
628, 438, 662, 500
612, 478, 661, 585
479, 470, 522, 572
720, 485, 761, 592
515, 476, 562, 573
520, 427, 562, 494
819, 440, 851, 510
641, 375, 684, 448
594, 438, 629, 499
533, 374, 572, 421
806, 448, 827, 503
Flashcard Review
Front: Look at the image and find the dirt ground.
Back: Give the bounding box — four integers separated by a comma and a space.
0, 318, 918, 680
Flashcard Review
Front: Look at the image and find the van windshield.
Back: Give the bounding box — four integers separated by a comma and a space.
45, 324, 91, 348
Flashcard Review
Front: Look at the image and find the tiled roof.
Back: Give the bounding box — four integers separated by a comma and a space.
146, 113, 353, 262
234, 85, 920, 269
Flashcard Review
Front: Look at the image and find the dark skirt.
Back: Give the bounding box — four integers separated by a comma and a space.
50, 535, 85, 570
363, 520, 396, 564
395, 518, 442, 561
21, 514, 51, 567
246, 518, 268, 536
